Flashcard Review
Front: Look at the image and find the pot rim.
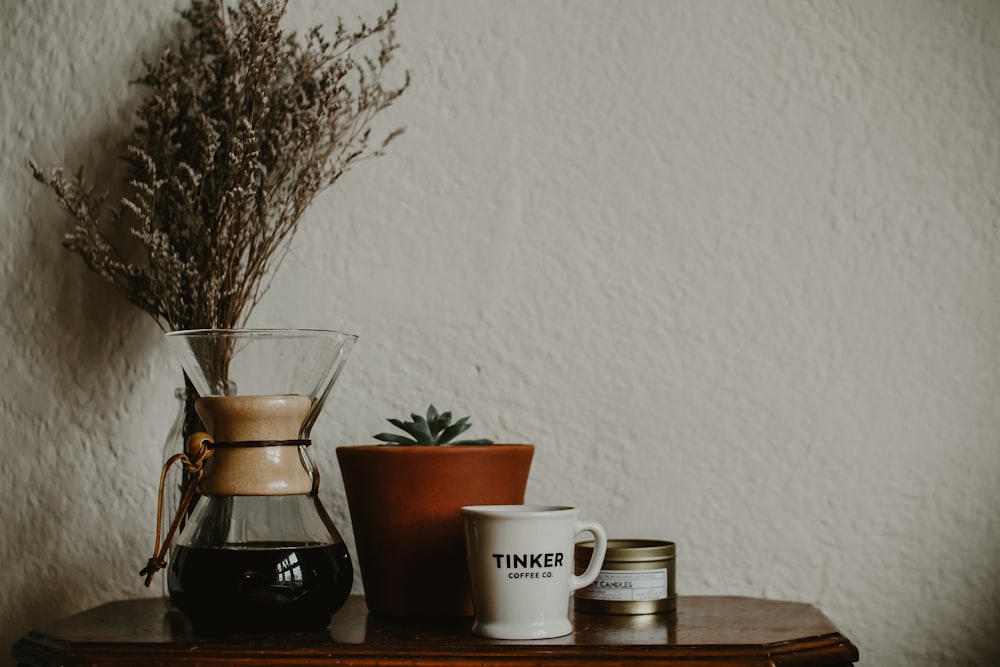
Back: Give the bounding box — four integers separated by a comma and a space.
336, 443, 534, 451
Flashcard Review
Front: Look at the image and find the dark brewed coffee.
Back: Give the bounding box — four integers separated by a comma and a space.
168, 541, 353, 634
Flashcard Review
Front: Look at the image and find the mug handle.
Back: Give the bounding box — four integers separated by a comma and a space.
570, 520, 608, 591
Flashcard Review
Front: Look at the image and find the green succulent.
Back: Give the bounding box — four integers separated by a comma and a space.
373, 405, 494, 446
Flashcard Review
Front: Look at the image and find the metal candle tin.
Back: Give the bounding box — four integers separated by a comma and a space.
574, 539, 676, 614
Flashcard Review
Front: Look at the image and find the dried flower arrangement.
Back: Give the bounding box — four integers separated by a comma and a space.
29, 0, 409, 513
31, 0, 408, 336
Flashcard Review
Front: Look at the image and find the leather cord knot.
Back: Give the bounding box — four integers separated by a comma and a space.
140, 433, 214, 587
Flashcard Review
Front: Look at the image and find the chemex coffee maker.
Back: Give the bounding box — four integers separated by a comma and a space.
142, 329, 357, 634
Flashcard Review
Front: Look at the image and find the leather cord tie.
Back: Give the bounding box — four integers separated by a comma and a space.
140, 433, 214, 587
207, 439, 311, 449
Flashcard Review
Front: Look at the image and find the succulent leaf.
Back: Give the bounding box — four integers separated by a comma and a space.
410, 415, 434, 445
373, 432, 419, 446
439, 417, 471, 444
450, 438, 494, 446
397, 422, 422, 440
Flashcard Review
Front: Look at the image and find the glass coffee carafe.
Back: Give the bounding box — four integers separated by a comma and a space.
143, 329, 357, 634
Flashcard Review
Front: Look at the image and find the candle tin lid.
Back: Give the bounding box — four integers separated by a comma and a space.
575, 539, 676, 615
578, 539, 675, 563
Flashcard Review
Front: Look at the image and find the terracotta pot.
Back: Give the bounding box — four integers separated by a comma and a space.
336, 444, 534, 617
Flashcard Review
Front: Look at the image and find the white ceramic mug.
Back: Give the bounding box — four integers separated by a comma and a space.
461, 504, 608, 639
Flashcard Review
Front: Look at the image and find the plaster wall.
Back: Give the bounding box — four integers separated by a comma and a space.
2, 1, 999, 665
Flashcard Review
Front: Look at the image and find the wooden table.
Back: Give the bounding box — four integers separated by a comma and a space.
12, 595, 859, 666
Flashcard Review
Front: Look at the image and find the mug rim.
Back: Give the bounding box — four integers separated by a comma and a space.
461, 504, 576, 517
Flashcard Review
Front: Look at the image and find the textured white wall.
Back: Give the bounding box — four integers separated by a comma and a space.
2, 0, 998, 664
